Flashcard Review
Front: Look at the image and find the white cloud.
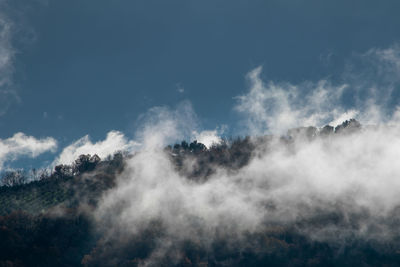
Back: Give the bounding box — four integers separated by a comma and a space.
48, 102, 222, 168
53, 130, 140, 166
235, 45, 400, 135
134, 101, 200, 150
234, 66, 349, 135
0, 132, 57, 170
192, 130, 222, 148
329, 109, 359, 127
191, 125, 226, 148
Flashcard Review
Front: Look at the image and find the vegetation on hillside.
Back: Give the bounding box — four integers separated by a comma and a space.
1, 120, 399, 267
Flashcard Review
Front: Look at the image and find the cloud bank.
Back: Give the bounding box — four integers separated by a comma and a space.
89, 44, 400, 265
94, 117, 400, 265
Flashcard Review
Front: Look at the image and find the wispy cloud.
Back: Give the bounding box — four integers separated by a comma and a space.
176, 83, 185, 93
0, 0, 46, 116
234, 66, 348, 135
134, 101, 200, 149
0, 132, 57, 171
0, 2, 18, 115
234, 44, 400, 135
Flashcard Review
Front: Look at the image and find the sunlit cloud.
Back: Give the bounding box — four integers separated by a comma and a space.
53, 131, 139, 166
0, 132, 57, 171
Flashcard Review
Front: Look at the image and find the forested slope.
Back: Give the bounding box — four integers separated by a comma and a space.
1, 120, 400, 267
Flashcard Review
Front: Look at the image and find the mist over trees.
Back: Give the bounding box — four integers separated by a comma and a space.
1, 120, 400, 267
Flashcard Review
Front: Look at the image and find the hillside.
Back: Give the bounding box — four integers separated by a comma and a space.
1, 120, 400, 267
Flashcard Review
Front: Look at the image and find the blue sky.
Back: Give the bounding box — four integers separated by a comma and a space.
1, 0, 400, 170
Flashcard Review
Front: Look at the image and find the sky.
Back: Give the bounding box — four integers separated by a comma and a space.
1, 0, 400, 170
